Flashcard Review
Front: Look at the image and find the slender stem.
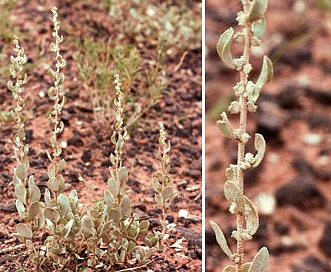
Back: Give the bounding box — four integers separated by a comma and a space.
235, 5, 252, 271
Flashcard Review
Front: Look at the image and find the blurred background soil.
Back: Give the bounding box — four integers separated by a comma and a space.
206, 0, 331, 271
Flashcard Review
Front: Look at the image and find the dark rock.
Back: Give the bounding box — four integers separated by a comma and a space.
178, 145, 200, 159
67, 105, 76, 114
270, 241, 306, 256
126, 149, 135, 158
102, 173, 108, 182
1, 173, 13, 183
275, 176, 325, 210
277, 85, 304, 109
101, 159, 111, 167
169, 167, 177, 174
257, 101, 285, 146
179, 92, 193, 101
67, 135, 84, 147
81, 149, 92, 162
0, 231, 4, 240
77, 105, 93, 113
166, 215, 174, 224
305, 88, 331, 106
274, 222, 290, 236
133, 203, 147, 213
0, 202, 16, 213
292, 255, 331, 272
319, 221, 331, 257
182, 169, 201, 178
177, 226, 202, 249
165, 106, 177, 114
177, 180, 188, 190
280, 47, 312, 68
292, 157, 314, 174
137, 159, 154, 172
61, 110, 71, 126
165, 96, 174, 106
39, 173, 48, 182
148, 218, 161, 228
67, 170, 80, 183
306, 112, 331, 130
25, 129, 33, 142
41, 233, 49, 243
175, 126, 191, 138
148, 209, 162, 217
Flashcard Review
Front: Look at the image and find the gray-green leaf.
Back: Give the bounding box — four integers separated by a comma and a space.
15, 163, 27, 181
120, 196, 131, 215
216, 27, 235, 69
17, 223, 33, 239
118, 167, 128, 183
244, 196, 259, 236
248, 247, 269, 272
57, 194, 71, 215
62, 218, 73, 238
252, 56, 273, 103
15, 184, 26, 205
252, 18, 267, 39
161, 186, 173, 201
253, 133, 266, 167
210, 220, 232, 258
44, 207, 61, 223
217, 112, 234, 139
248, 0, 268, 22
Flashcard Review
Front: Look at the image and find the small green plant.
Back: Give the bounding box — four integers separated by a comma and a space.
9, 7, 177, 271
210, 1, 273, 272
75, 37, 167, 128
151, 122, 177, 252
101, 0, 201, 52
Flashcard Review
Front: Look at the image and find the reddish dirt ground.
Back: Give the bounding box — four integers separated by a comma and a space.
206, 1, 331, 272
0, 1, 202, 271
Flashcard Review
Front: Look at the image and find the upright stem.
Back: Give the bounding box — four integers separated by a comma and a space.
236, 8, 252, 271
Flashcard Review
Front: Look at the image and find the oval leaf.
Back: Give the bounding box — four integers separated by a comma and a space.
108, 208, 122, 226
47, 177, 59, 192
252, 18, 266, 39
17, 223, 33, 239
217, 112, 234, 139
29, 184, 41, 203
118, 167, 128, 183
57, 194, 71, 215
253, 56, 273, 102
28, 201, 41, 218
216, 27, 235, 69
15, 184, 26, 205
210, 220, 232, 258
58, 159, 66, 172
248, 0, 268, 22
44, 207, 61, 223
248, 247, 269, 272
108, 177, 120, 196
62, 218, 74, 238
243, 196, 259, 236
15, 163, 27, 181
161, 186, 173, 200
120, 196, 131, 215
253, 133, 266, 167
16, 200, 26, 218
